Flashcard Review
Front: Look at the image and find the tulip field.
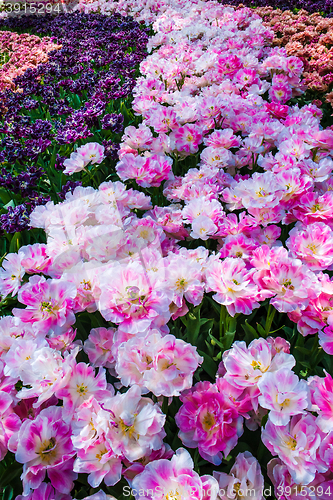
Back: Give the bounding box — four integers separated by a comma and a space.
1, 0, 333, 499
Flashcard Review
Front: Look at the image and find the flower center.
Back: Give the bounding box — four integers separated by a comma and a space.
282, 279, 294, 290
139, 229, 149, 239
119, 419, 136, 439
175, 278, 188, 291
38, 437, 57, 464
234, 482, 241, 494
281, 398, 291, 408
311, 203, 321, 213
286, 435, 297, 450
306, 244, 317, 253
96, 447, 108, 461
202, 412, 216, 431
126, 286, 141, 300
166, 490, 181, 500
256, 188, 266, 197
77, 384, 88, 396
81, 279, 92, 291
40, 301, 53, 312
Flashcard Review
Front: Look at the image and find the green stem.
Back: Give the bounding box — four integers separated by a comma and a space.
265, 304, 276, 336
153, 186, 160, 206
174, 152, 179, 176
84, 166, 99, 189
193, 448, 200, 474
47, 172, 60, 202
219, 304, 226, 343
162, 396, 168, 416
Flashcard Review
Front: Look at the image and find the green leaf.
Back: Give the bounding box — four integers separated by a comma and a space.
73, 94, 81, 108
299, 361, 311, 369
49, 144, 58, 171
295, 346, 311, 355
261, 413, 269, 427
120, 101, 133, 126
2, 485, 13, 500
204, 339, 215, 357
0, 188, 12, 206
74, 486, 92, 499
4, 200, 15, 210
241, 319, 259, 342
206, 296, 221, 315
0, 461, 22, 488
162, 396, 168, 416
9, 233, 21, 254
0, 253, 7, 267
256, 323, 266, 337
213, 351, 222, 362
180, 306, 213, 345
198, 350, 217, 378
222, 329, 236, 350
208, 332, 224, 350
221, 316, 237, 350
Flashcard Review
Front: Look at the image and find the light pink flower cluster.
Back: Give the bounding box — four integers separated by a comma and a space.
8, 406, 77, 495
9, 0, 333, 350
83, 326, 203, 397
268, 458, 333, 500
12, 276, 77, 335
262, 414, 327, 485
72, 385, 166, 487
205, 256, 262, 317
63, 143, 105, 175
258, 365, 333, 486
286, 222, 333, 271
116, 153, 174, 188
220, 337, 306, 425
214, 452, 265, 500
257, 368, 309, 426
115, 329, 203, 396
131, 448, 219, 499
0, 243, 51, 298
216, 336, 333, 485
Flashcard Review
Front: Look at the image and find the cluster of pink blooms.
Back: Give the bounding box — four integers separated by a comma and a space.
0, 31, 61, 91
97, 0, 333, 356
2, 0, 333, 497
62, 2, 333, 358
1, 180, 332, 494
217, 338, 333, 490
0, 178, 209, 495
63, 143, 106, 175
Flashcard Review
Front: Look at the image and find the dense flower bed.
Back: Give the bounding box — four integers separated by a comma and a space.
0, 31, 61, 92
1, 1, 333, 500
252, 7, 333, 112
75, 0, 333, 20
0, 13, 147, 245
223, 0, 333, 17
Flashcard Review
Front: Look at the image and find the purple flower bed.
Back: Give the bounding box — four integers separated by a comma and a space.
0, 13, 148, 242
